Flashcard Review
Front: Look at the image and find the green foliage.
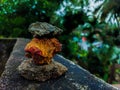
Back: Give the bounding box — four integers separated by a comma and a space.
0, 0, 63, 38
94, 0, 120, 28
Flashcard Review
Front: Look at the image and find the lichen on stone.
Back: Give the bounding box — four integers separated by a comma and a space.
28, 22, 63, 37
25, 38, 62, 65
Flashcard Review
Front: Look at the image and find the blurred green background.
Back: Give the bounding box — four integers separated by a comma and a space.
0, 0, 120, 84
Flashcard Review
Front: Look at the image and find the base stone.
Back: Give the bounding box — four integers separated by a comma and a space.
18, 59, 68, 81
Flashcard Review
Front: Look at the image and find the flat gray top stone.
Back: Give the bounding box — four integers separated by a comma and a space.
29, 22, 63, 37
0, 38, 118, 90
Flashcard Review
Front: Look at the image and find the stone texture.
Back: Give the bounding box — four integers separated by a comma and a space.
18, 59, 67, 81
29, 22, 63, 37
24, 38, 62, 65
0, 38, 118, 90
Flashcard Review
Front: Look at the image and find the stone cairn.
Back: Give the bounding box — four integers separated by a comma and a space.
18, 22, 68, 81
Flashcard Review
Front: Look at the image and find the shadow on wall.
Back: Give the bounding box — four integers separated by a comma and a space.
0, 39, 16, 76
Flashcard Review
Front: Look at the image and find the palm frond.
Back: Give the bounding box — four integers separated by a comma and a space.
94, 0, 120, 28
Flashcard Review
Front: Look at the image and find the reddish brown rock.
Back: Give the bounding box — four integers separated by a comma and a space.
25, 38, 62, 65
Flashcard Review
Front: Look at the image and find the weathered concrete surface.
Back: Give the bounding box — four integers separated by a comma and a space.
0, 38, 118, 90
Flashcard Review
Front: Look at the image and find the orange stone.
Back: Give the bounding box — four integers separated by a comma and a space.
25, 38, 62, 65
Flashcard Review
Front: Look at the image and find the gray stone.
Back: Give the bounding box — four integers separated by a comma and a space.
18, 59, 68, 81
0, 38, 118, 90
29, 22, 63, 37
